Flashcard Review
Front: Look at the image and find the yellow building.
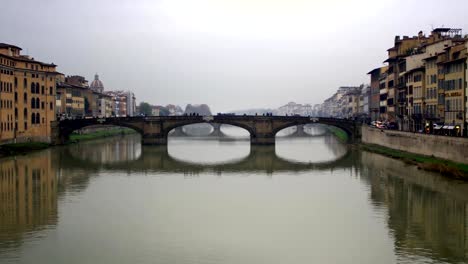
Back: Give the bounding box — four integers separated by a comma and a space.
0, 43, 59, 143
423, 55, 439, 126
405, 67, 425, 132
437, 43, 467, 136
56, 82, 86, 119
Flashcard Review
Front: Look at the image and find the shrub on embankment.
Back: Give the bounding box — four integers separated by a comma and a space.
327, 126, 349, 142
0, 142, 50, 157
68, 128, 136, 143
361, 144, 468, 180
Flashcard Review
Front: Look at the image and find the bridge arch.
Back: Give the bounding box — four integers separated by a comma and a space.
271, 119, 358, 143
54, 118, 145, 144
164, 121, 255, 139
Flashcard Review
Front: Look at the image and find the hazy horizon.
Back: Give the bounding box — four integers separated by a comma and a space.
2, 0, 467, 112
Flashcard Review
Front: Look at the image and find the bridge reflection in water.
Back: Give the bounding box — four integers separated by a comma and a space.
0, 134, 467, 263
62, 135, 352, 174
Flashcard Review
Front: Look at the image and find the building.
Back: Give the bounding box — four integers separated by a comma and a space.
56, 81, 86, 119
97, 93, 113, 118
368, 67, 387, 121
437, 41, 467, 136
103, 90, 136, 117
0, 43, 59, 143
90, 73, 104, 93
56, 75, 93, 119
276, 102, 314, 116
368, 28, 467, 134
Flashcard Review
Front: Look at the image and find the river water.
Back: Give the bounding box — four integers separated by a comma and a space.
0, 126, 467, 264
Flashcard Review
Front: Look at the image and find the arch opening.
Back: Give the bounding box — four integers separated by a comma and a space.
165, 121, 253, 140
273, 121, 354, 143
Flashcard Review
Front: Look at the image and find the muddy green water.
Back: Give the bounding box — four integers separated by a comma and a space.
0, 128, 467, 264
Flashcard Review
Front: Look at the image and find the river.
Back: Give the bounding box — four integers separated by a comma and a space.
0, 125, 467, 264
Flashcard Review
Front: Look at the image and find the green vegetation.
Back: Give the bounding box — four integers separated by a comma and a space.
361, 144, 468, 180
69, 128, 136, 143
327, 126, 349, 142
0, 142, 50, 156
139, 102, 152, 116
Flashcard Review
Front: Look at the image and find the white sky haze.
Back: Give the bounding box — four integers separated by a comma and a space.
1, 0, 467, 111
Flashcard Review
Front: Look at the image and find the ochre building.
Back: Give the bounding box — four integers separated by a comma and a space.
0, 43, 59, 143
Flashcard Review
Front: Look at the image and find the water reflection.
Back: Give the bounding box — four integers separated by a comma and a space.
276, 135, 347, 163
68, 135, 141, 164
0, 135, 467, 263
359, 151, 468, 263
0, 150, 58, 255
168, 138, 251, 165
61, 135, 353, 174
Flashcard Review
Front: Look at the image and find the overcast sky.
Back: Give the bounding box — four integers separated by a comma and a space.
1, 0, 467, 112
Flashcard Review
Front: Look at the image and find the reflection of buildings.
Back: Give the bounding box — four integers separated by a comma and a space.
359, 152, 468, 263
0, 150, 58, 248
68, 134, 141, 164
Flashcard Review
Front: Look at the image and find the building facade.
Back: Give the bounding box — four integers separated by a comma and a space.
367, 28, 467, 135
0, 43, 58, 143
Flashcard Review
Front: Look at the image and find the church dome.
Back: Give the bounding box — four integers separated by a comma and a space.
90, 73, 104, 93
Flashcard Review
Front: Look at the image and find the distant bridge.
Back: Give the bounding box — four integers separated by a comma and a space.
52, 116, 361, 145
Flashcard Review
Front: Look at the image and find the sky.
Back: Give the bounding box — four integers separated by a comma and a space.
1, 0, 468, 112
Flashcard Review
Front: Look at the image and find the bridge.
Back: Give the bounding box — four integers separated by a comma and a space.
52, 116, 361, 145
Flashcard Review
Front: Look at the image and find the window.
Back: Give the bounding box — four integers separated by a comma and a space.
36, 113, 40, 124
36, 98, 40, 109
14, 77, 17, 88
24, 78, 27, 88
41, 102, 45, 109
414, 74, 422, 82
14, 92, 17, 103
49, 102, 53, 110
31, 113, 36, 124
35, 83, 39, 94
24, 108, 27, 119
24, 92, 27, 103
49, 86, 53, 95
31, 83, 35, 93
31, 98, 35, 109
41, 86, 44, 95
24, 122, 27, 130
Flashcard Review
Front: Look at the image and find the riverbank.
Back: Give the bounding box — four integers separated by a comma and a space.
68, 128, 136, 143
0, 128, 137, 158
0, 142, 50, 157
360, 143, 468, 180
327, 126, 349, 142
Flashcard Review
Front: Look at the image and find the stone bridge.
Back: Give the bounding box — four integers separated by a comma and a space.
52, 116, 361, 145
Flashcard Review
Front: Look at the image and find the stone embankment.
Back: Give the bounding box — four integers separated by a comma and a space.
362, 126, 468, 164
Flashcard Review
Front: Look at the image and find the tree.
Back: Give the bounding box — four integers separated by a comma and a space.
139, 102, 152, 116
159, 107, 170, 116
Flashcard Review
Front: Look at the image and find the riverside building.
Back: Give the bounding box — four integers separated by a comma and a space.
367, 28, 467, 136
0, 43, 59, 143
